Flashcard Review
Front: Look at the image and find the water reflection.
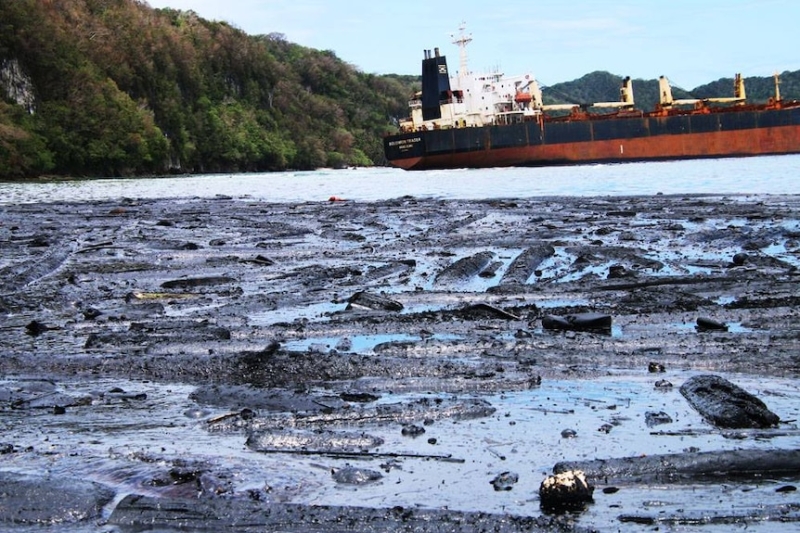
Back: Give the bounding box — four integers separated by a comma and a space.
3, 154, 800, 204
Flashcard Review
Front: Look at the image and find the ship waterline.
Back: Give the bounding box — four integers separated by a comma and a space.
386, 107, 800, 170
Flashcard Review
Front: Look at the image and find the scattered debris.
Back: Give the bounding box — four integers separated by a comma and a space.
346, 291, 403, 312
490, 471, 519, 491
644, 410, 673, 427
331, 465, 383, 485
542, 313, 612, 333
696, 317, 729, 331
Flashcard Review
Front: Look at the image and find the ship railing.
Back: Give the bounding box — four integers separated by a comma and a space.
495, 111, 526, 125
542, 104, 578, 111
591, 101, 635, 109
704, 97, 747, 105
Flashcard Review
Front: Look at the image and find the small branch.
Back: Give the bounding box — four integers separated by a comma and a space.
75, 241, 116, 254
250, 448, 465, 463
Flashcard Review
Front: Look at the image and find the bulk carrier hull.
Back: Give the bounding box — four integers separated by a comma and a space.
385, 106, 800, 170
385, 27, 800, 171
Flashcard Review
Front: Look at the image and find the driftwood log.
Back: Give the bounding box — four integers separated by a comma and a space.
554, 448, 800, 484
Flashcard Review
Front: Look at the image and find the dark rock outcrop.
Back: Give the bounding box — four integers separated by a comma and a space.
0, 472, 113, 525
680, 374, 780, 428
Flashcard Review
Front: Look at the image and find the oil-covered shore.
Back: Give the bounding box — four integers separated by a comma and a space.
1, 193, 799, 532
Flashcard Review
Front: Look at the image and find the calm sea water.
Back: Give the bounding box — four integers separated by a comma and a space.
2, 154, 800, 204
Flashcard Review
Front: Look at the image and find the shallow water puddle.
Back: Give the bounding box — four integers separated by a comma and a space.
248, 300, 343, 325
282, 333, 463, 353
648, 320, 754, 334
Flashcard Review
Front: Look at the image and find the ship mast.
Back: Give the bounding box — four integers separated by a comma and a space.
451, 22, 472, 78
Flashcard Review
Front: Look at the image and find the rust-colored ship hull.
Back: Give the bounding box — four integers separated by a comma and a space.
385, 105, 800, 170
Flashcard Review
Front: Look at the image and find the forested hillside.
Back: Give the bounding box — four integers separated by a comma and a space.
543, 72, 693, 112
544, 71, 800, 112
1, 1, 799, 179
0, 0, 417, 178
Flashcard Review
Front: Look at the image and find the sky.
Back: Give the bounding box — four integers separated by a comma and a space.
145, 0, 799, 90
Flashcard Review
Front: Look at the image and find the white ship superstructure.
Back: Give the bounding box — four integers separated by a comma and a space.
399, 24, 641, 134
401, 24, 543, 132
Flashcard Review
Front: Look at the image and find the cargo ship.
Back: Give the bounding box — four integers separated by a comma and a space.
384, 26, 800, 170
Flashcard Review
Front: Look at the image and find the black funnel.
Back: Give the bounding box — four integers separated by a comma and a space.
421, 50, 451, 121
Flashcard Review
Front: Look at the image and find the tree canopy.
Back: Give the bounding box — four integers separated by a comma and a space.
0, 0, 416, 178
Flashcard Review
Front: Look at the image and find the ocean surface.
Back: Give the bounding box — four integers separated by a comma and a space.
2, 154, 800, 204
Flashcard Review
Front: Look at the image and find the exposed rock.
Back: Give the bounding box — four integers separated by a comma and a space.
0, 472, 113, 525
340, 391, 380, 403
644, 410, 673, 427
24, 319, 49, 336
695, 317, 728, 331
490, 471, 519, 491
542, 312, 612, 332
401, 424, 426, 437
0, 59, 36, 113
607, 264, 632, 279
680, 374, 780, 428
539, 470, 594, 512
435, 251, 494, 284
346, 291, 403, 312
458, 302, 521, 321
500, 243, 555, 285
160, 275, 236, 289
331, 465, 383, 485
479, 260, 504, 278
732, 252, 749, 266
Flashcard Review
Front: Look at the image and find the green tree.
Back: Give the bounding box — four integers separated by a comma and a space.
0, 102, 53, 177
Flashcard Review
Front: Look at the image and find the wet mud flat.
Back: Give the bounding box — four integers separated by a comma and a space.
1, 192, 800, 531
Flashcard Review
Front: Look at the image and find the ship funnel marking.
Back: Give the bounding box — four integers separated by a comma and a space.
421, 52, 452, 121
